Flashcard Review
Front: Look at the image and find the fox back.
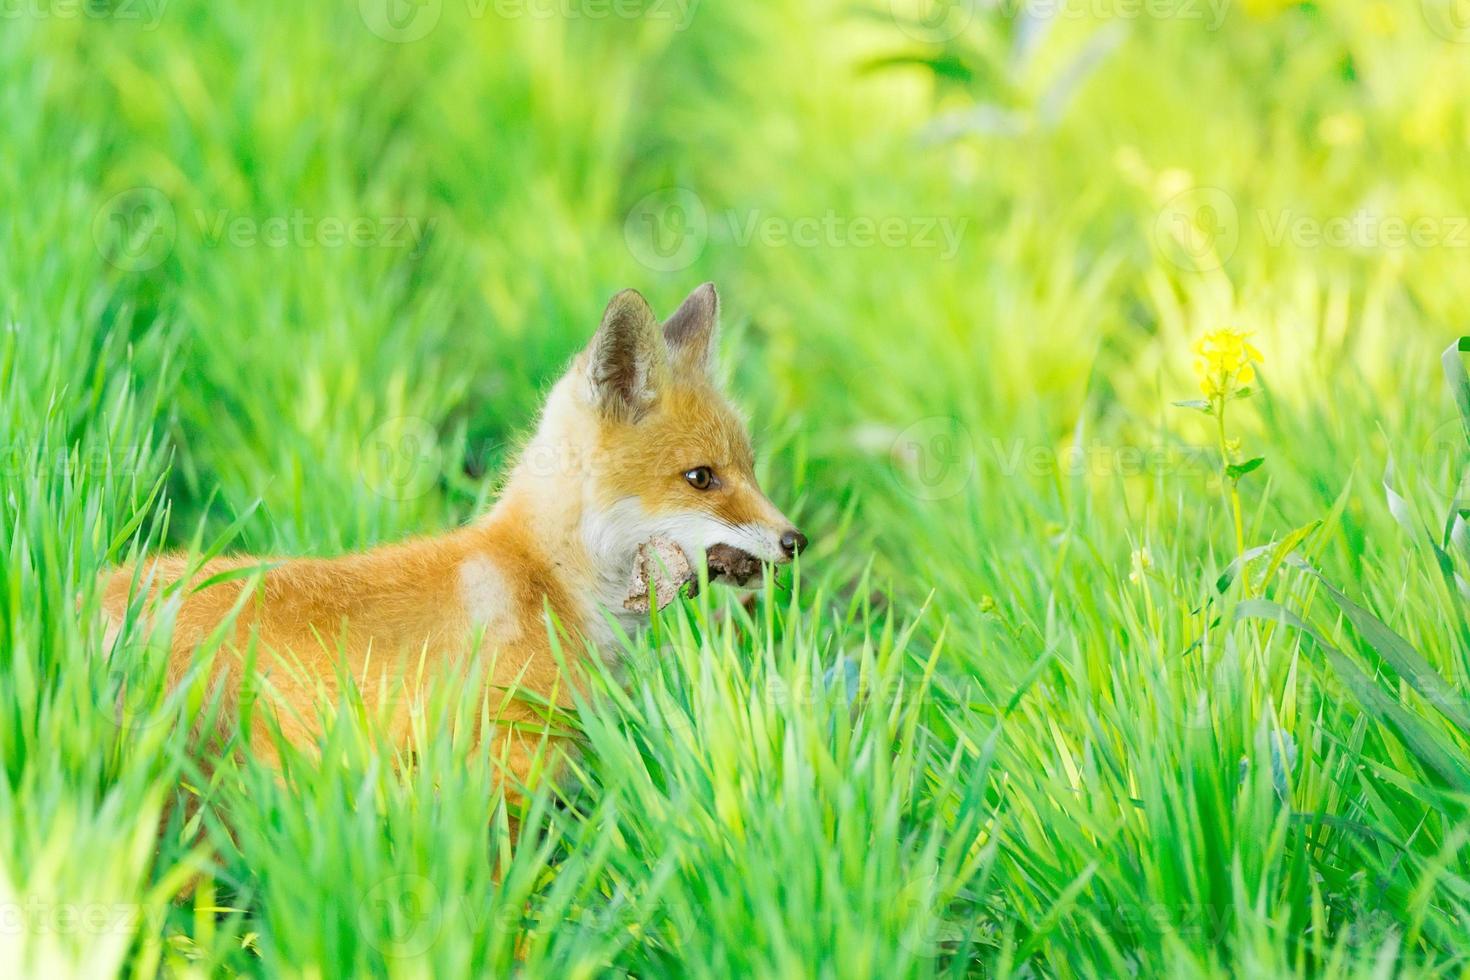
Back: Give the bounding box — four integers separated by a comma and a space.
100, 284, 805, 792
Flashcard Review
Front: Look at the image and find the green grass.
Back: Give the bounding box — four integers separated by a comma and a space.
5, 0, 1470, 975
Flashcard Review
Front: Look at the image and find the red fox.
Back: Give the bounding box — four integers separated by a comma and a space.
100, 284, 806, 794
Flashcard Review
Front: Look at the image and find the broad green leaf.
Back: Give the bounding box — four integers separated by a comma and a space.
1382, 460, 1419, 539
1303, 572, 1470, 736
1226, 457, 1265, 481
1442, 337, 1470, 450
1235, 599, 1470, 793
858, 54, 976, 84
1214, 543, 1275, 595
1259, 520, 1322, 589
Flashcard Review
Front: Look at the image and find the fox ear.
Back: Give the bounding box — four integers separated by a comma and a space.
586, 289, 664, 420
662, 282, 719, 378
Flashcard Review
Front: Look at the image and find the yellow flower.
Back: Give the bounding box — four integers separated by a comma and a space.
1192, 328, 1263, 403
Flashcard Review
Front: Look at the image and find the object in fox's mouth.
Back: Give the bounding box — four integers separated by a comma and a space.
706, 543, 763, 585
624, 536, 696, 613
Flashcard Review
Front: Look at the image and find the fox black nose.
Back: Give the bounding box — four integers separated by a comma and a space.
780, 528, 808, 558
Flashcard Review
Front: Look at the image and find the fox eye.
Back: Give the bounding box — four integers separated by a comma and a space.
683, 466, 716, 491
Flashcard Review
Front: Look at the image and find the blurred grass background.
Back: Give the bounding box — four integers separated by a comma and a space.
5, 0, 1470, 975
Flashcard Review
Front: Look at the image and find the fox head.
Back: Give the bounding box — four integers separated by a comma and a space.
511, 284, 805, 618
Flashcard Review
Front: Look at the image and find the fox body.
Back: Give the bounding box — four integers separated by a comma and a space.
100, 284, 804, 789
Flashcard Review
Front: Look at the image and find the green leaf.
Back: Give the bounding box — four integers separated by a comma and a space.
1210, 521, 1320, 597
857, 54, 975, 84
1171, 399, 1214, 414
1214, 543, 1276, 595
1225, 457, 1265, 481
1258, 520, 1322, 588
1234, 599, 1470, 793
1442, 337, 1470, 451
1383, 459, 1420, 538
191, 562, 281, 595
1302, 571, 1470, 736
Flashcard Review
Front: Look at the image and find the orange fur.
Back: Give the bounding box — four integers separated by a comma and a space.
98, 284, 802, 803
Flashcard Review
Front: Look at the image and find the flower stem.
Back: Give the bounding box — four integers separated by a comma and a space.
1215, 398, 1250, 594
